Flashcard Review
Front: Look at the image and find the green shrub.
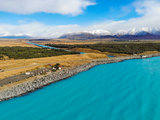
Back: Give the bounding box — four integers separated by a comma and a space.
0, 47, 79, 59
47, 43, 160, 54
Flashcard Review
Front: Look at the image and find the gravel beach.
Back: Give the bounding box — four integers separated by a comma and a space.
0, 53, 159, 102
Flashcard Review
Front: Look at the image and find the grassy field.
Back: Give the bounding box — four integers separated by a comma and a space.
1, 39, 160, 80
71, 48, 102, 53
1, 39, 160, 91
47, 42, 160, 54
0, 53, 107, 79
36, 40, 99, 45
0, 39, 107, 80
0, 46, 79, 60
0, 41, 36, 47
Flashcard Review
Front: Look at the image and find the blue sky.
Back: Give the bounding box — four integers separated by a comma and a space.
0, 0, 138, 25
0, 0, 159, 38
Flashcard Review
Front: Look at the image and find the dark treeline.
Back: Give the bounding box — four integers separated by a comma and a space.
0, 47, 79, 60
47, 43, 160, 54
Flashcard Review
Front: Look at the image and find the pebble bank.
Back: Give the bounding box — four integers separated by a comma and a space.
0, 53, 160, 101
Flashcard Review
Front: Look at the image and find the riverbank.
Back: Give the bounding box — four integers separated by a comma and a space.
0, 53, 160, 102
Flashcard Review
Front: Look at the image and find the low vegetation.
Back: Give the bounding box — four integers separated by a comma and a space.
0, 47, 80, 60
46, 63, 61, 72
47, 43, 160, 54
0, 53, 106, 79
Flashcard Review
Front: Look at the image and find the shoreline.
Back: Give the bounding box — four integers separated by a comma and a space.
0, 53, 160, 102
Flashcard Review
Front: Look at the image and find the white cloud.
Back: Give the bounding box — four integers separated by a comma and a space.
87, 0, 160, 34
0, 0, 95, 15
0, 0, 160, 38
0, 22, 82, 38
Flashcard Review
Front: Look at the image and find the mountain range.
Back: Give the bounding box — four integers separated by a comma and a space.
0, 35, 31, 39
59, 30, 160, 40
1, 29, 160, 40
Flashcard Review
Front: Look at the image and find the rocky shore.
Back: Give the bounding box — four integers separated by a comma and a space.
0, 53, 160, 102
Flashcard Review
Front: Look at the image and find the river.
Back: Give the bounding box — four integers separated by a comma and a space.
27, 41, 85, 54
0, 56, 160, 120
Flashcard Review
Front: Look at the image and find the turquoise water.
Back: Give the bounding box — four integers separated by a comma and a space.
27, 42, 60, 50
108, 55, 115, 58
27, 42, 82, 54
80, 52, 86, 54
1, 57, 160, 120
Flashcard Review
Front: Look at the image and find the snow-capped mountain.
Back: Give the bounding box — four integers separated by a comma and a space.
59, 28, 160, 40
0, 27, 160, 39
115, 27, 160, 35
83, 30, 111, 35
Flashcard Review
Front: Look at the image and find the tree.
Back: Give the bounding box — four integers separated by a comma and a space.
54, 63, 60, 70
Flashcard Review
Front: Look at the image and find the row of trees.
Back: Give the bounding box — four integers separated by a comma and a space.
47, 43, 160, 54
0, 47, 80, 60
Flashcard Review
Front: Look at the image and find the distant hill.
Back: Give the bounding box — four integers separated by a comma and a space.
0, 35, 31, 39
59, 33, 97, 40
59, 32, 160, 40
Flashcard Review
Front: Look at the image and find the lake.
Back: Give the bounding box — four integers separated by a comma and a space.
0, 56, 160, 120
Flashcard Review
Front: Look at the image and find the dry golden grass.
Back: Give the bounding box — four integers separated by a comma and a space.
71, 48, 102, 53
1, 39, 160, 81
138, 51, 160, 55
34, 38, 115, 45
69, 47, 130, 57
104, 51, 160, 57
38, 41, 98, 45
0, 41, 37, 47
103, 52, 130, 57
37, 39, 160, 45
0, 53, 107, 79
